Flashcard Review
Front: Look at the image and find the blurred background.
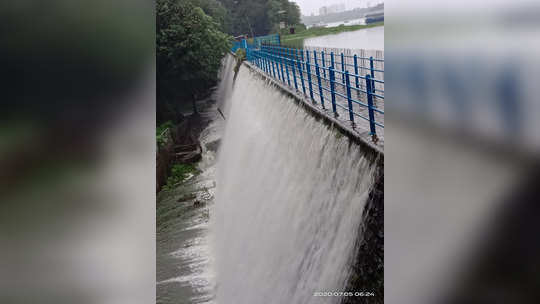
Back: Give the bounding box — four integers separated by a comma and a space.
0, 1, 155, 303
385, 0, 540, 303
2, 0, 540, 303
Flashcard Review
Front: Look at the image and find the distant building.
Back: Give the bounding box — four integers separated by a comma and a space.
319, 3, 346, 16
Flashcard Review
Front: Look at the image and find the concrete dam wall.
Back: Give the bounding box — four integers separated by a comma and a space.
211, 54, 383, 303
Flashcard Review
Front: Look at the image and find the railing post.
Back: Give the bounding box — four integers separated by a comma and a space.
306, 50, 314, 102
265, 53, 270, 74
301, 50, 305, 72
330, 52, 335, 69
291, 56, 298, 90
271, 47, 277, 78
280, 56, 286, 84
321, 51, 326, 78
365, 74, 377, 140
263, 53, 267, 73
261, 51, 264, 72
354, 54, 359, 90
285, 56, 291, 87
276, 53, 282, 81
315, 62, 325, 108
287, 47, 293, 77
298, 51, 306, 95
276, 49, 285, 81
329, 67, 337, 115
267, 53, 271, 75
369, 56, 376, 95
341, 52, 345, 84
345, 71, 354, 124
271, 59, 276, 79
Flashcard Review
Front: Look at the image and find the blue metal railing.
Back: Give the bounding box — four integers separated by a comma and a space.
232, 41, 242, 53
253, 34, 280, 47
234, 35, 384, 141
232, 34, 280, 53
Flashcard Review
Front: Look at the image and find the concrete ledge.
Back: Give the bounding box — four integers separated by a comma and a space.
241, 59, 384, 163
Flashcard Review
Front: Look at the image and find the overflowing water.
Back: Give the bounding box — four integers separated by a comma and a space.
157, 55, 378, 304
212, 62, 377, 303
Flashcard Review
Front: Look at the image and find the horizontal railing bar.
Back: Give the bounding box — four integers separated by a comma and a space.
242, 39, 385, 136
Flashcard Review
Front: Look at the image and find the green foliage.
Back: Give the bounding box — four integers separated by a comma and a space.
156, 121, 175, 148
162, 164, 199, 191
156, 0, 231, 124
188, 0, 230, 32
217, 0, 301, 37
234, 48, 246, 61
233, 48, 246, 79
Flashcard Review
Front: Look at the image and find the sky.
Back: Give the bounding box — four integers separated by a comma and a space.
291, 0, 382, 16
292, 0, 538, 16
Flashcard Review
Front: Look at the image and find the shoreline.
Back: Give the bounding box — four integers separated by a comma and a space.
281, 22, 384, 46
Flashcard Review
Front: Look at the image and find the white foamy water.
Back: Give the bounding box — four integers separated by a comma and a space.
212, 63, 376, 304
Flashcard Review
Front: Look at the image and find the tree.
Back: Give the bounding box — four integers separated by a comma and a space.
188, 0, 231, 33
216, 0, 302, 37
156, 0, 230, 122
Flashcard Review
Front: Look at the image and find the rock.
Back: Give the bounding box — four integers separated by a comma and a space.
177, 193, 197, 202
156, 132, 175, 193
174, 143, 199, 153
205, 139, 221, 152
175, 145, 202, 163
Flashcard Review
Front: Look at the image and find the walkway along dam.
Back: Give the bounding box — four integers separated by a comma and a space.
210, 37, 384, 303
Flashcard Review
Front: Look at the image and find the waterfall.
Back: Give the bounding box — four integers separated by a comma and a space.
215, 54, 236, 118
212, 62, 377, 304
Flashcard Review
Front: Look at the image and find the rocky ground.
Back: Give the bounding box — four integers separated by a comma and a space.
157, 95, 218, 193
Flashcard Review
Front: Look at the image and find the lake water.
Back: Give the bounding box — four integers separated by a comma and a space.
304, 26, 384, 50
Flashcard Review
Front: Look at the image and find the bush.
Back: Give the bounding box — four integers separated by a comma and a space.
234, 48, 246, 61
156, 121, 175, 148
156, 0, 231, 123
162, 164, 199, 191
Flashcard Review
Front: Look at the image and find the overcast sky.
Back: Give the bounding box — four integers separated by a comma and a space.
292, 0, 382, 16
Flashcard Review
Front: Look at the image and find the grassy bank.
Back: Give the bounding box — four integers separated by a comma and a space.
280, 22, 383, 48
